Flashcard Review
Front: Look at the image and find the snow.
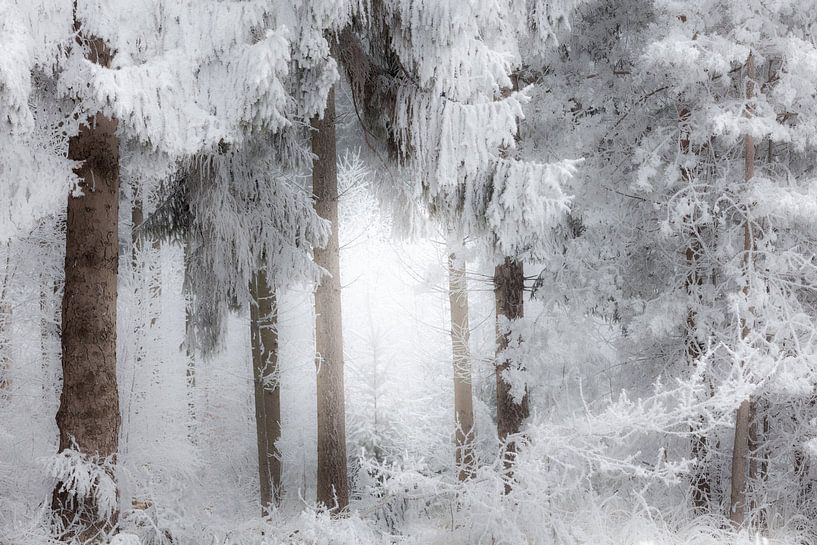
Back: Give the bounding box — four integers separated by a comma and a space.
3, 0, 817, 544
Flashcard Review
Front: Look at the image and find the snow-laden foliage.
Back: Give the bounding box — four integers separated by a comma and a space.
519, 0, 817, 531
487, 159, 580, 257
176, 146, 329, 353
4, 1, 817, 545
0, 2, 75, 241
342, 0, 584, 258
357, 367, 780, 545
47, 447, 118, 523
57, 1, 296, 157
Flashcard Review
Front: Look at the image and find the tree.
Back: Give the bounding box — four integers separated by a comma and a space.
447, 249, 475, 481
334, 2, 577, 494
41, 2, 312, 536
493, 257, 528, 486
728, 51, 756, 529
0, 245, 12, 396
51, 26, 121, 540
250, 268, 282, 511
312, 86, 350, 511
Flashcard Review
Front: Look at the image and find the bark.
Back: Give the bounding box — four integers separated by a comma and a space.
494, 75, 528, 485
729, 52, 756, 529
730, 399, 752, 525
133, 196, 162, 325
52, 29, 121, 541
250, 270, 282, 512
748, 401, 770, 528
794, 403, 812, 506
679, 106, 711, 513
183, 241, 196, 382
148, 237, 162, 328
0, 245, 12, 395
494, 256, 528, 493
183, 241, 197, 443
0, 301, 10, 396
312, 86, 350, 512
131, 196, 143, 264
447, 251, 475, 481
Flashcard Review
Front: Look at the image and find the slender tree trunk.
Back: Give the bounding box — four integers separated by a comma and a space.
794, 402, 812, 505
0, 301, 11, 396
131, 196, 147, 382
182, 241, 197, 443
148, 237, 162, 329
131, 195, 143, 264
494, 74, 528, 490
749, 401, 770, 527
0, 246, 11, 395
679, 106, 711, 513
52, 27, 121, 540
729, 52, 756, 528
250, 270, 282, 512
447, 250, 475, 481
494, 257, 528, 493
183, 241, 196, 384
133, 194, 162, 325
312, 86, 349, 512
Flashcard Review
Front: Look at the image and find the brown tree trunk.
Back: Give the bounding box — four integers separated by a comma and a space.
730, 399, 752, 525
729, 52, 756, 529
182, 241, 197, 444
183, 241, 196, 382
448, 251, 475, 481
131, 195, 143, 264
494, 257, 528, 493
250, 270, 282, 512
0, 300, 11, 396
0, 247, 11, 395
794, 403, 811, 506
679, 106, 711, 513
312, 86, 349, 512
148, 238, 161, 329
52, 29, 121, 541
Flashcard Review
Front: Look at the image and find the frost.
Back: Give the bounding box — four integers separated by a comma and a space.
488, 158, 580, 257
109, 533, 141, 545
46, 446, 118, 521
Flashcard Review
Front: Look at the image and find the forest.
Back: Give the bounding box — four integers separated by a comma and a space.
2, 1, 817, 544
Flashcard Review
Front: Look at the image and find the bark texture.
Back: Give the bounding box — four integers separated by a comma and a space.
729, 52, 756, 529
312, 87, 350, 512
679, 106, 711, 513
447, 252, 475, 481
0, 252, 11, 395
131, 196, 143, 263
250, 270, 282, 511
494, 256, 528, 492
52, 32, 121, 539
0, 300, 11, 396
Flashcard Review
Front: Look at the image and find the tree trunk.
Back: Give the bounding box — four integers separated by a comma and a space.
729, 52, 756, 529
250, 270, 282, 512
183, 241, 196, 382
131, 195, 143, 264
494, 256, 528, 493
148, 238, 162, 329
447, 251, 475, 481
730, 399, 752, 525
0, 300, 11, 396
0, 247, 11, 395
679, 106, 711, 513
312, 86, 349, 512
52, 29, 121, 541
182, 241, 197, 443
